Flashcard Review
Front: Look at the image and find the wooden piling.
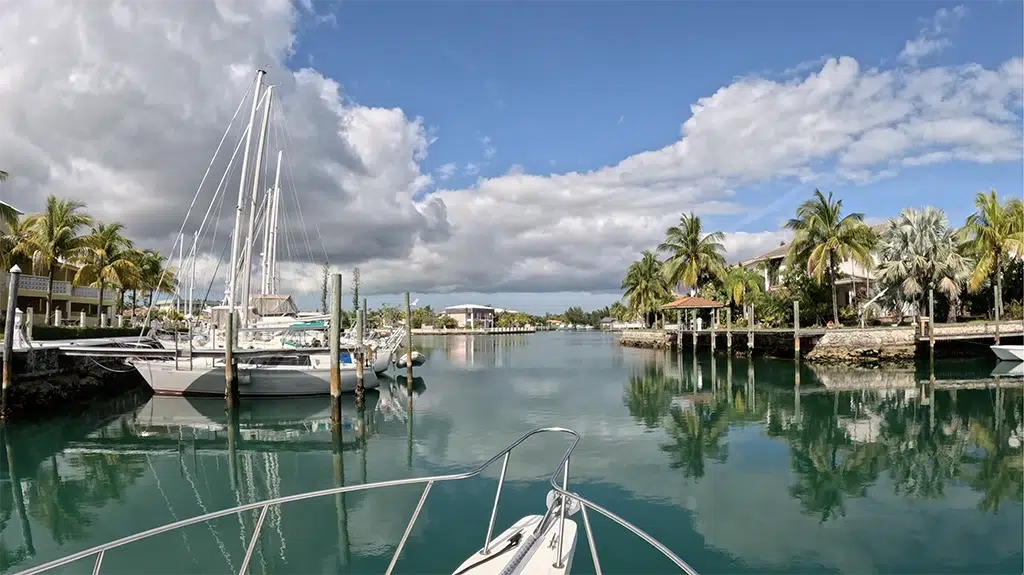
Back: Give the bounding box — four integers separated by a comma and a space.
54, 309, 62, 326
793, 300, 800, 360
676, 310, 682, 350
726, 307, 732, 354
188, 323, 194, 370
995, 284, 1001, 345
224, 313, 237, 408
2, 265, 22, 422
710, 309, 717, 354
928, 288, 935, 354
404, 292, 414, 389
747, 304, 755, 355
25, 308, 32, 342
354, 298, 364, 401
79, 311, 86, 327
690, 310, 697, 350
330, 273, 342, 402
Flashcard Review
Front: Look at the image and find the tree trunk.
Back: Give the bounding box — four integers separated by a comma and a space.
947, 296, 957, 323
45, 264, 56, 325
116, 287, 124, 315
828, 250, 839, 326
97, 284, 104, 322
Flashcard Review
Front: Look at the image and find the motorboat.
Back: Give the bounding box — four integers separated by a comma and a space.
395, 350, 427, 369
991, 344, 1024, 362
14, 428, 699, 575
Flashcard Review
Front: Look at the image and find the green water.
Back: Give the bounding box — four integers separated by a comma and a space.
2, 332, 1022, 574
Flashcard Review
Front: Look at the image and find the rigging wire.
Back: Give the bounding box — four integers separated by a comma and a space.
137, 72, 258, 339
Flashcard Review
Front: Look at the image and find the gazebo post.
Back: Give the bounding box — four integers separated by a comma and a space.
676, 309, 682, 350
710, 308, 717, 355
691, 309, 697, 351
726, 307, 732, 354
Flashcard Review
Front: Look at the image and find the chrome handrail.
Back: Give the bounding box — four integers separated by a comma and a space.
14, 427, 698, 575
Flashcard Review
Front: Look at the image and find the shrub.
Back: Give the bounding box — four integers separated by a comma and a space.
1007, 300, 1024, 321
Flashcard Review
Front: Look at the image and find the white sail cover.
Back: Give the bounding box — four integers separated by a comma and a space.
250, 294, 300, 317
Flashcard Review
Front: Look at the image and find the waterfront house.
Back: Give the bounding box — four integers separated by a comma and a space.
739, 223, 886, 306
442, 304, 496, 329
1, 261, 118, 326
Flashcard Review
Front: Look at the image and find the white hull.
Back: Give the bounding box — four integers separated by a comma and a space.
991, 344, 1024, 362
395, 350, 427, 369
131, 360, 379, 397
452, 514, 577, 575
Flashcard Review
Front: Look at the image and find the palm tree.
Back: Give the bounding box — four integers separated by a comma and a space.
719, 265, 764, 307
0, 170, 7, 181
961, 190, 1024, 320
621, 250, 670, 327
73, 223, 139, 320
876, 206, 974, 321
138, 250, 177, 308
0, 209, 32, 271
658, 212, 727, 293
23, 196, 92, 323
609, 301, 629, 322
784, 190, 876, 326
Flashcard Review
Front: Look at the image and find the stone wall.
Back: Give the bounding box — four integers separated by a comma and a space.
618, 330, 672, 349
3, 350, 149, 423
804, 327, 918, 364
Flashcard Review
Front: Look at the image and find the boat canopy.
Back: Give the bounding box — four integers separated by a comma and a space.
250, 294, 300, 317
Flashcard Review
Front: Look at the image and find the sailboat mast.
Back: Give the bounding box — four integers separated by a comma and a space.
188, 229, 197, 318
268, 150, 283, 294
241, 84, 274, 327
177, 235, 184, 315
227, 70, 265, 327
259, 187, 272, 295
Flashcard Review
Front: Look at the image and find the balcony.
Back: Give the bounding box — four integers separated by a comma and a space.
0, 271, 117, 304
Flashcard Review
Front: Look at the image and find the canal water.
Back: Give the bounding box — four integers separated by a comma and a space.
1, 332, 1022, 574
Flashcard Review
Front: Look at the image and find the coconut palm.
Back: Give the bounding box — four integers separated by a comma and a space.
658, 212, 727, 293
23, 196, 92, 323
960, 190, 1024, 320
0, 210, 33, 271
609, 301, 630, 322
73, 222, 139, 320
136, 250, 177, 308
0, 170, 7, 181
719, 265, 764, 307
876, 206, 974, 320
621, 250, 671, 327
784, 189, 877, 326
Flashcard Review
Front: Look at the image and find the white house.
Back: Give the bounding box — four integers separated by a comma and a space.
442, 304, 496, 328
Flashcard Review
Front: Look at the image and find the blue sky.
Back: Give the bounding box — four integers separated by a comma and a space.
278, 1, 1023, 313
293, 0, 1021, 225
5, 1, 1018, 316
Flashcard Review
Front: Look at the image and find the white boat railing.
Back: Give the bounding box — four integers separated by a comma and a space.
14, 427, 698, 575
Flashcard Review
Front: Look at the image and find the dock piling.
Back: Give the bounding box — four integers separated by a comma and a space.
355, 298, 364, 404
54, 309, 62, 326
79, 311, 86, 327
726, 308, 732, 353
404, 292, 414, 390
25, 308, 33, 342
793, 300, 800, 360
690, 310, 696, 350
2, 265, 22, 422
747, 304, 755, 355
676, 310, 681, 350
928, 288, 935, 355
329, 273, 342, 402
224, 313, 237, 408
710, 309, 717, 354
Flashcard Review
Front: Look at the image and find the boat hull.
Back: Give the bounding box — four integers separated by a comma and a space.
395, 350, 427, 369
452, 514, 576, 575
132, 360, 380, 397
991, 344, 1024, 362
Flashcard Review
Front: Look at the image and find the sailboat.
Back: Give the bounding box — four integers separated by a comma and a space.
131, 70, 382, 396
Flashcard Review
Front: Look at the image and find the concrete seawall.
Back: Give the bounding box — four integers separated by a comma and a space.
619, 320, 1024, 365
3, 348, 149, 423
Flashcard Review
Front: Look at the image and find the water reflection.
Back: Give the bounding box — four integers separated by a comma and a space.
623, 354, 1024, 522
1, 336, 1022, 575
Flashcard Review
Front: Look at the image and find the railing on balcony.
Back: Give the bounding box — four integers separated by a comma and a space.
0, 272, 115, 304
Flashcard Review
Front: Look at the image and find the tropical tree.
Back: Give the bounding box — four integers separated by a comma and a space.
961, 190, 1024, 320
719, 265, 764, 307
73, 223, 139, 320
876, 206, 974, 321
0, 209, 33, 271
137, 250, 177, 308
658, 212, 727, 293
0, 170, 7, 181
609, 301, 630, 322
784, 189, 876, 326
23, 195, 92, 323
621, 250, 671, 327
